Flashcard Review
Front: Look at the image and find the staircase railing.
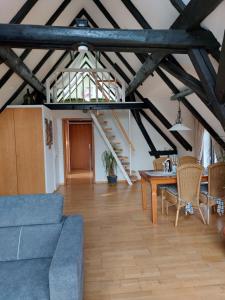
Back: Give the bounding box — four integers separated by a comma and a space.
90, 112, 132, 185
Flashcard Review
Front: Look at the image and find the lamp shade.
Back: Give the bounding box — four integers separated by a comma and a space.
169, 123, 191, 131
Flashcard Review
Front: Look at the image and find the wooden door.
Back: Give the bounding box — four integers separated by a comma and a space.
14, 108, 45, 194
69, 123, 92, 171
0, 109, 18, 195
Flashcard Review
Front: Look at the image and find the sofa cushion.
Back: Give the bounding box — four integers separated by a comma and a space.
0, 193, 63, 227
0, 258, 51, 300
0, 222, 63, 262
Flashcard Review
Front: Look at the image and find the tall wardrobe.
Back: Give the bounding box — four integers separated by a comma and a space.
0, 106, 55, 195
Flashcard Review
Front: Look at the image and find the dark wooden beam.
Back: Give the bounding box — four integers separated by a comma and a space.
0, 0, 72, 90
215, 32, 225, 103
140, 110, 177, 151
172, 0, 224, 30
189, 49, 225, 130
96, 2, 223, 148
132, 110, 159, 158
0, 48, 45, 95
10, 0, 38, 24
0, 9, 84, 111
160, 59, 206, 98
45, 102, 148, 110
169, 0, 186, 13
0, 24, 218, 52
149, 150, 177, 156
126, 0, 221, 96
156, 67, 225, 149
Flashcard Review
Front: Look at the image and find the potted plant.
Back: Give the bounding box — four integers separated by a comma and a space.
102, 150, 117, 184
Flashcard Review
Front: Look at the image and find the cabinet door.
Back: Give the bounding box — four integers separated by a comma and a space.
14, 108, 45, 194
0, 109, 18, 195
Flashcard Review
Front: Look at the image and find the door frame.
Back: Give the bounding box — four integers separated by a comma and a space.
62, 118, 95, 184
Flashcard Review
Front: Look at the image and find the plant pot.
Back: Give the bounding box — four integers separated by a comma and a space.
107, 175, 117, 185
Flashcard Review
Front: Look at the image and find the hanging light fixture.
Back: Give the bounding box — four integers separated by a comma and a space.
169, 100, 191, 131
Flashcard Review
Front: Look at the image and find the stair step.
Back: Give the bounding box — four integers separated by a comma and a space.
103, 127, 112, 131
114, 149, 123, 153
121, 161, 130, 166
100, 121, 108, 125
118, 155, 128, 160
107, 135, 116, 140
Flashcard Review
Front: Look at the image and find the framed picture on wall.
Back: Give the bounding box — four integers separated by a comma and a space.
45, 118, 53, 149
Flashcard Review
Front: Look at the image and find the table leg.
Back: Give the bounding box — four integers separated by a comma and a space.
141, 177, 147, 210
151, 183, 158, 224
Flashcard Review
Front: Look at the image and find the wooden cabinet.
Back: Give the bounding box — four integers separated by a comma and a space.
0, 107, 46, 195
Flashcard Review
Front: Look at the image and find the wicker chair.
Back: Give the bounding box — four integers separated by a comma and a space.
162, 163, 205, 226
153, 157, 168, 171
200, 162, 225, 224
178, 156, 198, 166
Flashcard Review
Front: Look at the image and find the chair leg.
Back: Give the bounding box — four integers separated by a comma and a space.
207, 206, 210, 225
161, 189, 164, 215
166, 201, 169, 216
175, 206, 180, 227
198, 207, 206, 225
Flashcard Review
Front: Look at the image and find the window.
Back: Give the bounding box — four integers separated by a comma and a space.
201, 130, 216, 168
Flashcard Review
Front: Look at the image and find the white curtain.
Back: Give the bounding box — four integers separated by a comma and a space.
212, 138, 225, 162
194, 119, 204, 161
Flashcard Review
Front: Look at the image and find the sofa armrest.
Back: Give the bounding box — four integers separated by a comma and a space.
49, 215, 84, 300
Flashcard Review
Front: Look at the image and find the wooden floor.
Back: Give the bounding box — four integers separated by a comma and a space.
59, 179, 225, 300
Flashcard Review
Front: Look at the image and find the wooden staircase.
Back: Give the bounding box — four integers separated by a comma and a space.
91, 111, 138, 185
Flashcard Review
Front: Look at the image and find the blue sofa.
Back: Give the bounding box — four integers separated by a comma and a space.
0, 193, 84, 300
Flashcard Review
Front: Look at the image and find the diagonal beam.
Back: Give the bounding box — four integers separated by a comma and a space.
172, 0, 224, 30
157, 67, 225, 149
215, 32, 225, 103
10, 0, 38, 24
132, 110, 159, 158
126, 0, 221, 96
0, 48, 45, 95
169, 0, 186, 13
0, 0, 72, 90
0, 8, 84, 112
189, 49, 225, 130
88, 4, 192, 151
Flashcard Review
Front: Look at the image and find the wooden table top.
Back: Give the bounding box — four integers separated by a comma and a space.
139, 170, 208, 181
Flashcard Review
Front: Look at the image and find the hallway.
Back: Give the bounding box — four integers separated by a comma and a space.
59, 180, 225, 300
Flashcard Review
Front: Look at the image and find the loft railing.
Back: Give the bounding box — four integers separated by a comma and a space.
46, 68, 125, 104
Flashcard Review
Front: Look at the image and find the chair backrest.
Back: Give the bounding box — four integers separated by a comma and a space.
177, 163, 203, 206
208, 162, 225, 198
153, 157, 168, 171
0, 193, 64, 262
178, 156, 198, 166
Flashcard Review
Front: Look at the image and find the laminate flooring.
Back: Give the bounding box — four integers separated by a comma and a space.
59, 179, 225, 300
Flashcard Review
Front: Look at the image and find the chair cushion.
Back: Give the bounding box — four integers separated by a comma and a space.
0, 258, 51, 300
166, 185, 178, 196
0, 222, 63, 262
0, 193, 63, 227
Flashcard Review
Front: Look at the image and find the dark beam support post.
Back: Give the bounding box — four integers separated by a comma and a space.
215, 32, 225, 103
189, 49, 225, 130
132, 110, 159, 158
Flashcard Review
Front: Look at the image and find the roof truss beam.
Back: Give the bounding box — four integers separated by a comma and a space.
0, 24, 218, 52
215, 32, 225, 103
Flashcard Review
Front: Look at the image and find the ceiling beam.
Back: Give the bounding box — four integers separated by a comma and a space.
0, 0, 72, 90
0, 8, 85, 112
215, 32, 225, 103
169, 0, 186, 13
45, 102, 148, 110
10, 0, 38, 24
0, 24, 218, 52
126, 0, 221, 95
0, 48, 45, 95
172, 0, 224, 30
189, 49, 225, 130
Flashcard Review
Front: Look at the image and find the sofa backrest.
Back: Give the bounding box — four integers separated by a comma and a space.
0, 222, 63, 261
0, 193, 64, 261
0, 193, 63, 227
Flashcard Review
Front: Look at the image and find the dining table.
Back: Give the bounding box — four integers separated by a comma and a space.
139, 170, 208, 225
